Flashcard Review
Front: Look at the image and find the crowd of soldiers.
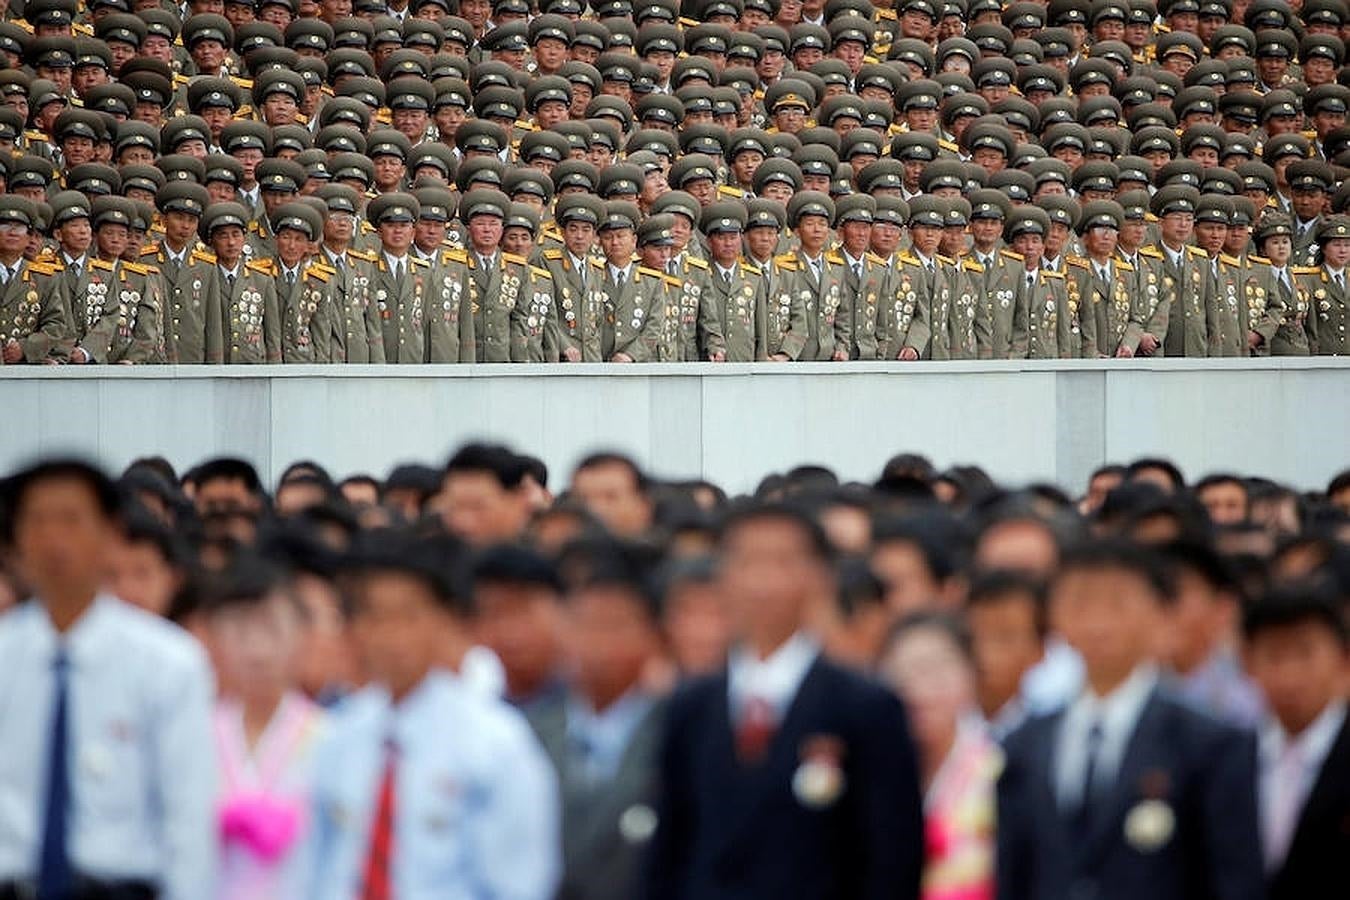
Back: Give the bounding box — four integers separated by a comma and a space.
2, 0, 1350, 365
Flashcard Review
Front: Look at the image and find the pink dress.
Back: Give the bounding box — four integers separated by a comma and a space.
213, 692, 328, 900
921, 720, 1003, 900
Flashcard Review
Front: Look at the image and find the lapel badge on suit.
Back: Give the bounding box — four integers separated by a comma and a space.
793, 734, 846, 809
1123, 767, 1175, 853
618, 803, 659, 846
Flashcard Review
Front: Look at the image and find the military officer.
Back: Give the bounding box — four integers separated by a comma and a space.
595, 201, 664, 363
43, 190, 94, 315
964, 191, 1022, 360
268, 201, 334, 364
201, 201, 281, 365
742, 199, 808, 361
1147, 185, 1212, 358
1254, 214, 1311, 357
1006, 207, 1074, 360
902, 195, 955, 359
0, 196, 67, 366
1066, 201, 1146, 359
697, 203, 767, 362
314, 184, 384, 364
541, 194, 606, 363
459, 188, 542, 364
353, 192, 470, 364
832, 194, 886, 360
1193, 195, 1249, 358
1300, 214, 1350, 355
142, 182, 212, 297
781, 191, 851, 361
634, 214, 693, 363
69, 196, 164, 365
1115, 191, 1170, 358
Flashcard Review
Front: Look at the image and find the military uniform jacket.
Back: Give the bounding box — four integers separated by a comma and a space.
837, 248, 886, 360
781, 249, 851, 360
664, 254, 715, 362
970, 250, 1022, 360
944, 255, 982, 361
1010, 268, 1074, 359
750, 253, 809, 360
702, 258, 769, 362
167, 251, 225, 364
597, 261, 664, 362
877, 254, 933, 360
139, 239, 207, 295
466, 251, 544, 363
1067, 256, 1142, 358
0, 257, 68, 364
1203, 254, 1248, 358
1234, 255, 1284, 357
1151, 243, 1211, 358
276, 260, 336, 364
1297, 265, 1350, 355
70, 257, 164, 364
351, 251, 461, 364
1268, 264, 1312, 356
320, 247, 384, 364
1118, 249, 1170, 353
541, 247, 603, 363
1292, 218, 1321, 268
218, 258, 282, 364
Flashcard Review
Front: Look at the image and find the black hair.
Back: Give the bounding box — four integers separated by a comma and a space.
1125, 456, 1187, 491
883, 610, 975, 665
1054, 538, 1174, 601
573, 451, 650, 493
338, 474, 382, 495
654, 554, 718, 608
717, 499, 835, 563
383, 463, 442, 495
965, 568, 1049, 637
1195, 472, 1248, 498
278, 460, 334, 490
194, 457, 263, 495
124, 455, 178, 486
1156, 538, 1240, 597
198, 552, 287, 616
1, 459, 120, 545
119, 503, 188, 568
345, 529, 473, 617
1088, 463, 1127, 483
836, 556, 886, 617
277, 473, 338, 501
257, 518, 342, 580
1327, 468, 1350, 498
519, 454, 549, 490
1242, 582, 1348, 647
445, 442, 529, 490
470, 541, 564, 595
783, 464, 839, 495
880, 452, 936, 483
871, 512, 962, 581
556, 536, 663, 622
1096, 480, 1168, 526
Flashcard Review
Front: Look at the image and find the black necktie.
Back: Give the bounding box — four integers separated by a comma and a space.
1074, 719, 1105, 834
38, 649, 72, 898
225, 272, 235, 291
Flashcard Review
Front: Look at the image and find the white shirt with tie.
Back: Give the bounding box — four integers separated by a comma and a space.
303, 670, 560, 900
383, 252, 410, 280
1259, 700, 1347, 871
727, 631, 820, 725
607, 262, 633, 287
1326, 266, 1346, 291
0, 597, 218, 899
1055, 664, 1158, 812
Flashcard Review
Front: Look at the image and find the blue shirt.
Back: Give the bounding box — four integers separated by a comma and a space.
0, 597, 218, 900
303, 670, 561, 900
564, 690, 656, 783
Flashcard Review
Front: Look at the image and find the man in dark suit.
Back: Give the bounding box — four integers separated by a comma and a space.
644, 502, 924, 900
1243, 584, 1350, 900
527, 540, 667, 900
997, 540, 1265, 900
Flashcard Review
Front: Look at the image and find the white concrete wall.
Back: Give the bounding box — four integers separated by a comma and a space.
2, 359, 1347, 495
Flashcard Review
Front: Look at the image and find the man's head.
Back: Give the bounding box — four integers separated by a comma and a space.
570, 452, 653, 538
964, 569, 1047, 718
1157, 540, 1242, 676
106, 506, 185, 617
1195, 473, 1249, 526
1244, 583, 1348, 738
469, 543, 564, 701
439, 443, 531, 547
192, 457, 264, 516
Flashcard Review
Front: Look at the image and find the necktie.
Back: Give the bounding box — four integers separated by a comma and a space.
1026, 273, 1035, 292
332, 253, 345, 274
38, 649, 72, 900
852, 261, 862, 281
810, 259, 821, 282
736, 696, 776, 764
361, 739, 398, 900
225, 272, 235, 292
1264, 742, 1305, 871
393, 261, 403, 281
721, 267, 732, 286
1074, 718, 1105, 834
666, 260, 676, 276
1337, 273, 1345, 292
286, 270, 296, 287
616, 269, 626, 289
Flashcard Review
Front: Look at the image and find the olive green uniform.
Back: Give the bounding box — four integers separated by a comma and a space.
0, 258, 68, 364
218, 257, 282, 364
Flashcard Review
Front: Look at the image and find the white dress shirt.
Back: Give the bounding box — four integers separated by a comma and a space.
303, 670, 560, 900
0, 597, 217, 899
607, 262, 633, 285
1055, 664, 1158, 811
383, 251, 410, 279
727, 631, 820, 723
1259, 700, 1347, 870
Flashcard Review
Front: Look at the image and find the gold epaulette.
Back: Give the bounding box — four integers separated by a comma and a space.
740, 260, 762, 275
1067, 255, 1090, 269
936, 253, 954, 265
662, 273, 681, 287
774, 253, 798, 270
28, 261, 58, 275
1220, 253, 1242, 266
1042, 269, 1065, 279
245, 259, 275, 276
717, 185, 745, 198
1138, 246, 1164, 259
590, 257, 606, 269
73, 22, 93, 36
192, 249, 217, 264
410, 256, 430, 269
441, 248, 468, 264
529, 265, 551, 279
311, 260, 336, 274
1000, 249, 1024, 262
348, 248, 377, 262
898, 253, 921, 265
878, 7, 897, 18
962, 257, 984, 273
1116, 260, 1134, 272
678, 16, 699, 26
685, 255, 709, 270
15, 19, 32, 34
637, 265, 663, 279
502, 252, 527, 266
231, 76, 254, 90
938, 138, 959, 153
173, 73, 191, 87
866, 252, 887, 265
123, 261, 156, 276
543, 248, 563, 260
825, 251, 845, 265
139, 244, 162, 257
1250, 255, 1271, 265
1292, 266, 1320, 275
90, 258, 114, 271
304, 264, 329, 282
1185, 245, 1208, 258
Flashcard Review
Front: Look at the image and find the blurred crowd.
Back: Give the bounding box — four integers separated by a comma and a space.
0, 445, 1347, 900
5, 0, 1350, 364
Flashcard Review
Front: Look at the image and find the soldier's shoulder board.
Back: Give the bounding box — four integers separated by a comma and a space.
718, 185, 745, 198
543, 248, 563, 260
1116, 260, 1134, 272
28, 261, 58, 276
246, 259, 276, 275
590, 258, 606, 270
825, 251, 845, 265
962, 258, 984, 273
348, 249, 377, 263
410, 256, 431, 269
685, 255, 709, 270
1042, 269, 1066, 279
123, 261, 155, 275
935, 253, 955, 265
878, 6, 897, 18
865, 252, 887, 265
1292, 266, 1320, 275
1249, 255, 1271, 265
898, 253, 922, 265
1138, 246, 1164, 259
1066, 255, 1090, 269
662, 274, 681, 287
999, 249, 1024, 262
502, 252, 527, 266
191, 250, 217, 265
441, 248, 468, 264
739, 260, 762, 275
1185, 245, 1208, 259
1219, 253, 1241, 267
140, 244, 162, 257
636, 265, 663, 279
938, 138, 959, 153
529, 265, 552, 279
774, 253, 798, 270
304, 265, 330, 282
90, 258, 114, 271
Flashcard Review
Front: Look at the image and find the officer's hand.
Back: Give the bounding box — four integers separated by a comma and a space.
611, 352, 634, 363
70, 347, 90, 364
770, 353, 790, 362
1138, 333, 1159, 354
709, 351, 726, 362
2, 340, 22, 364
1248, 330, 1262, 350
1115, 346, 1134, 358
831, 349, 849, 361
563, 347, 581, 362
898, 347, 919, 361
41, 357, 59, 365
117, 360, 135, 366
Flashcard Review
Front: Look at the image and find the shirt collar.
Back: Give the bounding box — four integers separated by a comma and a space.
714, 261, 737, 279
1261, 700, 1348, 770
728, 631, 819, 717
842, 249, 865, 268
24, 593, 119, 667
384, 250, 409, 270
218, 262, 241, 278
1069, 663, 1158, 733
609, 261, 632, 279
63, 252, 85, 267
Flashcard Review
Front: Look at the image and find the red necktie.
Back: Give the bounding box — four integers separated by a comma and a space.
736, 696, 776, 764
361, 743, 397, 900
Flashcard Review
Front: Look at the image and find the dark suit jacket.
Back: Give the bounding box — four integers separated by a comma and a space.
1269, 711, 1350, 900
529, 694, 667, 900
644, 656, 923, 900
996, 687, 1264, 900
